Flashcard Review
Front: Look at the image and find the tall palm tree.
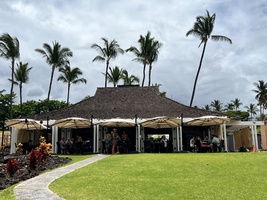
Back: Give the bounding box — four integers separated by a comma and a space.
35, 41, 73, 111
105, 66, 123, 87
210, 99, 223, 112
252, 80, 267, 116
147, 38, 162, 86
186, 10, 232, 107
57, 65, 87, 106
126, 31, 154, 87
0, 33, 20, 119
230, 98, 243, 111
91, 38, 124, 88
245, 103, 259, 120
120, 69, 140, 85
12, 62, 32, 112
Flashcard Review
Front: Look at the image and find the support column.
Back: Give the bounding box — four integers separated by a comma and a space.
179, 126, 183, 151
223, 123, 228, 152
136, 125, 141, 152
176, 127, 180, 151
172, 127, 178, 152
52, 126, 58, 154
10, 128, 18, 154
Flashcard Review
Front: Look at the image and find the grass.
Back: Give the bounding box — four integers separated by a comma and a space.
50, 153, 267, 200
0, 154, 94, 200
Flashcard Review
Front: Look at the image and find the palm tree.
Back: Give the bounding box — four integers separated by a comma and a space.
204, 104, 211, 111
224, 103, 234, 111
186, 10, 232, 107
35, 41, 73, 111
120, 69, 140, 85
0, 33, 20, 118
230, 98, 243, 111
252, 80, 267, 116
126, 31, 154, 87
245, 103, 259, 120
147, 38, 162, 86
12, 62, 32, 112
105, 66, 123, 87
210, 99, 223, 112
57, 65, 87, 106
91, 38, 124, 88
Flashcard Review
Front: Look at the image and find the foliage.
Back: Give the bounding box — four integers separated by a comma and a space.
225, 110, 250, 121
28, 136, 51, 170
105, 66, 122, 87
28, 149, 40, 170
6, 159, 19, 177
16, 143, 23, 153
120, 69, 139, 85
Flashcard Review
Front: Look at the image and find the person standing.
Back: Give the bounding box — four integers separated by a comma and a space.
111, 128, 120, 154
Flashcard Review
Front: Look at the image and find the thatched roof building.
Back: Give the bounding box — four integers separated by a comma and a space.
32, 86, 225, 120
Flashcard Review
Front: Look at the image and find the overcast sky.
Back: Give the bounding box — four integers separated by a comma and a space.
0, 0, 267, 110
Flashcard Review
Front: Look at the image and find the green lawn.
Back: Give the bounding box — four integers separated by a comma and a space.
0, 154, 93, 200
50, 153, 267, 200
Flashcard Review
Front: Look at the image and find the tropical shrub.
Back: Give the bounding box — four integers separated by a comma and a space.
6, 158, 19, 177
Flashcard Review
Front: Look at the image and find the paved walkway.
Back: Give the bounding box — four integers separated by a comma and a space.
14, 154, 109, 200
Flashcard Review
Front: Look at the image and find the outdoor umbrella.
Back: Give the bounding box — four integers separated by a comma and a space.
96, 118, 135, 127
140, 116, 181, 129
51, 117, 91, 129
5, 118, 47, 130
186, 115, 230, 126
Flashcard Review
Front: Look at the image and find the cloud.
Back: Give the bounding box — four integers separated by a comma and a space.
0, 0, 266, 112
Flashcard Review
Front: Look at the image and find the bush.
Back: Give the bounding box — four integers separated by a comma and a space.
6, 158, 19, 177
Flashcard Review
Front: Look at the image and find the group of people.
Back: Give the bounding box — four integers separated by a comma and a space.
103, 128, 129, 154
59, 135, 83, 154
189, 135, 221, 152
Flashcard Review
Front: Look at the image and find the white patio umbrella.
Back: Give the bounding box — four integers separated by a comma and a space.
96, 118, 135, 127
140, 116, 181, 129
186, 115, 230, 126
5, 118, 47, 130
52, 117, 91, 129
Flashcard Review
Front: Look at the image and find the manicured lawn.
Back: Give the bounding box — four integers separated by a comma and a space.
0, 154, 93, 200
50, 153, 267, 200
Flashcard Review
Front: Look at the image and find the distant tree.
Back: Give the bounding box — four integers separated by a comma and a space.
224, 102, 234, 111
126, 31, 155, 87
0, 90, 10, 120
91, 38, 124, 88
35, 41, 73, 111
252, 80, 267, 117
11, 62, 32, 112
244, 103, 259, 120
0, 33, 20, 118
204, 104, 211, 111
186, 10, 232, 107
105, 66, 123, 87
120, 69, 140, 85
210, 99, 223, 112
230, 98, 243, 111
57, 65, 87, 106
225, 110, 249, 121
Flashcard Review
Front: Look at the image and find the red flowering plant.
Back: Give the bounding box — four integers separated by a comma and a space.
6, 158, 19, 177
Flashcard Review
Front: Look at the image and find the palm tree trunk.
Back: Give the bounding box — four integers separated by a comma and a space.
105, 61, 109, 88
19, 82, 22, 112
9, 58, 15, 119
46, 65, 55, 112
67, 82, 70, 106
141, 63, 146, 87
189, 41, 207, 107
148, 64, 152, 86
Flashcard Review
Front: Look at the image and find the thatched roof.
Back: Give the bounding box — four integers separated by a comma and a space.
31, 86, 226, 120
